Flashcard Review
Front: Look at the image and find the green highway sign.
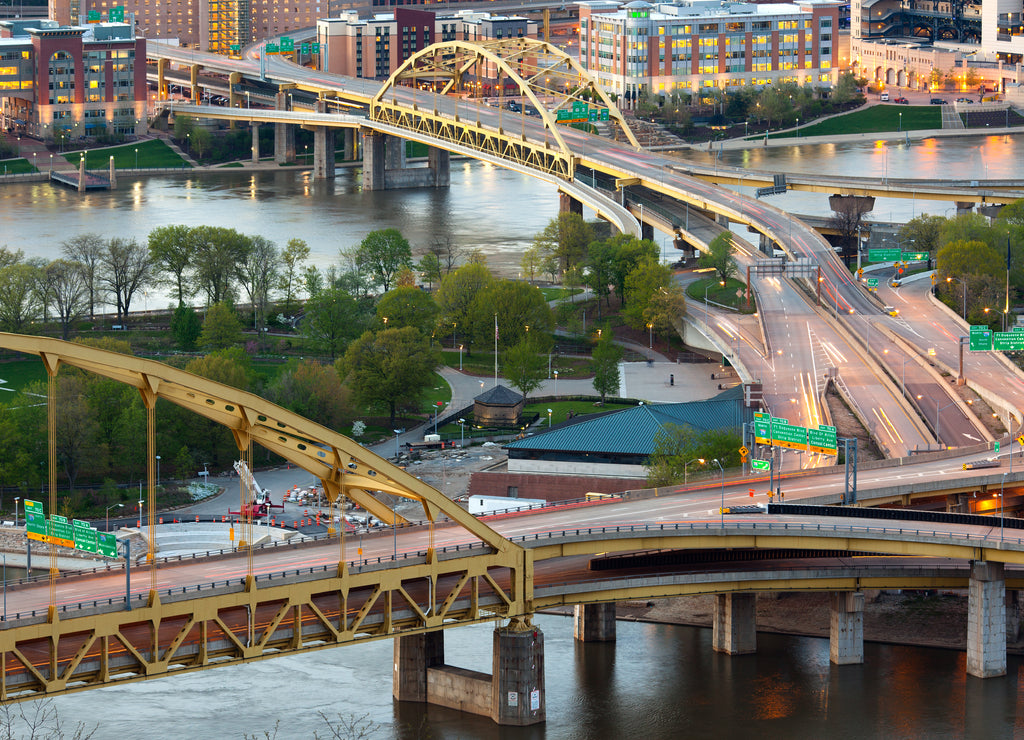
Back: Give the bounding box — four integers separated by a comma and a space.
311, 42, 321, 54
754, 412, 770, 420
868, 248, 900, 262
866, 278, 879, 288
750, 459, 771, 471
97, 531, 118, 558
771, 420, 808, 450
230, 44, 241, 52
280, 37, 295, 52
49, 514, 74, 548
87, 10, 100, 21
109, 6, 124, 21
809, 426, 838, 455
970, 325, 993, 351
301, 43, 310, 54
25, 499, 46, 541
73, 519, 98, 553
754, 420, 770, 443
994, 331, 1024, 351
902, 251, 928, 262
265, 42, 280, 54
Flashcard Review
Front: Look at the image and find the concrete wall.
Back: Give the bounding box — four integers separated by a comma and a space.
467, 471, 641, 501
426, 666, 493, 716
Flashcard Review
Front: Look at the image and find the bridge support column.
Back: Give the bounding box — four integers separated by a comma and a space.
715, 213, 730, 227
157, 58, 169, 101
967, 560, 1006, 678
712, 593, 756, 655
312, 127, 336, 181
640, 222, 655, 241
343, 129, 358, 161
251, 124, 260, 164
829, 591, 864, 665
559, 192, 583, 215
574, 603, 616, 642
428, 146, 450, 187
393, 631, 445, 702
947, 493, 970, 513
1008, 591, 1022, 642
956, 201, 975, 216
274, 91, 295, 165
362, 129, 386, 191
385, 135, 406, 169
228, 72, 241, 113
759, 233, 773, 256
492, 619, 544, 725
189, 64, 204, 105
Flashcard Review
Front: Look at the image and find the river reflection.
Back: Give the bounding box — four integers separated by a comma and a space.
28, 613, 1024, 739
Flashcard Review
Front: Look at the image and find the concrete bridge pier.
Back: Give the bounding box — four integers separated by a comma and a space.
274, 91, 295, 165
574, 603, 616, 642
712, 593, 756, 654
559, 192, 583, 215
310, 99, 336, 181
343, 129, 359, 161
715, 213, 730, 228
391, 618, 544, 726
829, 591, 864, 665
759, 233, 774, 256
956, 201, 975, 216
362, 132, 452, 191
312, 126, 336, 181
1008, 591, 1021, 642
251, 124, 260, 164
967, 560, 1006, 678
640, 221, 655, 241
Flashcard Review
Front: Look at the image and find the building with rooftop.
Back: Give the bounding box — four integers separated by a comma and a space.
0, 19, 147, 141
577, 0, 841, 99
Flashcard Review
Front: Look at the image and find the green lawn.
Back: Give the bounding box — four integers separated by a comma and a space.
0, 158, 36, 175
0, 358, 49, 395
539, 287, 584, 301
686, 276, 749, 310
64, 139, 187, 169
771, 105, 941, 139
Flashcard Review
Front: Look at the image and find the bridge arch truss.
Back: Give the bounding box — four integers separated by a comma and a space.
371, 39, 640, 181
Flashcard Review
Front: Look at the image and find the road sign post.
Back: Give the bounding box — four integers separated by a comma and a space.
970, 325, 993, 351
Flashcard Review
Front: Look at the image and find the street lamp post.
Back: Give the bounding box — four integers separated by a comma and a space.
13, 497, 19, 528
547, 408, 553, 428
394, 429, 402, 460
458, 418, 465, 448
712, 458, 725, 526
106, 503, 124, 532
553, 370, 558, 397
134, 147, 138, 169
1000, 472, 1007, 541
647, 323, 653, 349
684, 457, 705, 484
459, 344, 463, 371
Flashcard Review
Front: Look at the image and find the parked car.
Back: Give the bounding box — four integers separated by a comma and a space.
930, 98, 947, 105
956, 97, 973, 103
880, 91, 890, 102
894, 97, 909, 105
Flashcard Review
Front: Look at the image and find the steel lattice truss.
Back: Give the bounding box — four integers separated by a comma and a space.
372, 39, 640, 181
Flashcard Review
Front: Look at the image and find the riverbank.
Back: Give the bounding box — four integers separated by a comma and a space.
608, 590, 1024, 653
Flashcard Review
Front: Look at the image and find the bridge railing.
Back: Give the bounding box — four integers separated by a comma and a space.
6, 517, 1024, 626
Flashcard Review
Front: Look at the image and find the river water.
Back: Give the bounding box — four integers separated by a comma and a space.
28, 612, 1024, 739
4, 135, 1024, 736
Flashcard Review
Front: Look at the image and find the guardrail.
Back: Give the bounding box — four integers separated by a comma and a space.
3, 516, 1021, 625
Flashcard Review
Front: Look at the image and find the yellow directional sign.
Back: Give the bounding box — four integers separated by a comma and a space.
739, 445, 749, 457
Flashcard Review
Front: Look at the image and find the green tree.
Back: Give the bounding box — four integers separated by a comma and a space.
643, 281, 687, 336
41, 259, 87, 340
339, 327, 440, 425
0, 263, 42, 333
199, 301, 243, 350
435, 262, 494, 352
190, 127, 212, 159
236, 234, 279, 347
469, 280, 554, 352
700, 232, 738, 283
355, 228, 413, 293
502, 340, 548, 401
591, 330, 623, 402
585, 238, 617, 314
376, 286, 439, 336
171, 303, 202, 350
266, 359, 351, 431
61, 233, 104, 318
936, 239, 1003, 282
417, 252, 443, 290
610, 235, 659, 306
622, 258, 674, 330
191, 226, 252, 305
302, 286, 366, 359
532, 212, 596, 274
831, 71, 860, 105
939, 213, 997, 250
148, 225, 196, 305
520, 244, 544, 284
279, 237, 310, 311
98, 237, 152, 323
898, 214, 945, 267
646, 425, 743, 486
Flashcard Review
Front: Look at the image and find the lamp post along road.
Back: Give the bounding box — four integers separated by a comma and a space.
684, 458, 705, 484
106, 503, 124, 532
712, 458, 725, 525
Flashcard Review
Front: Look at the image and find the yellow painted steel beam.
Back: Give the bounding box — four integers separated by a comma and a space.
0, 333, 514, 552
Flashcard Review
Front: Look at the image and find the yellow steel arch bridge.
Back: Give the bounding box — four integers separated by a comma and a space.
0, 334, 1023, 700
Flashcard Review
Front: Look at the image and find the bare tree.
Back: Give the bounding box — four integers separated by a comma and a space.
826, 195, 874, 266
42, 259, 88, 340
61, 233, 104, 319
98, 237, 153, 323
236, 235, 280, 346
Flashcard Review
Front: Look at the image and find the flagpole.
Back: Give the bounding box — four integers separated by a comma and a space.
494, 314, 498, 387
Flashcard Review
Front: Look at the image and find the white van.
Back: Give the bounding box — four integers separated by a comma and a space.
880, 91, 890, 102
